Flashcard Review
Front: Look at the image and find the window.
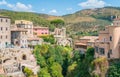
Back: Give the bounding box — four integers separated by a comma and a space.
22, 55, 27, 60
1, 36, 2, 39
1, 19, 2, 22
1, 27, 2, 31
110, 36, 112, 41
21, 21, 23, 24
109, 49, 112, 54
6, 35, 7, 39
108, 53, 110, 58
6, 19, 7, 22
22, 40, 24, 43
5, 42, 8, 46
95, 46, 98, 53
6, 27, 8, 31
99, 48, 105, 55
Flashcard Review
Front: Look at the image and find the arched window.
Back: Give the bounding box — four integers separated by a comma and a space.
22, 54, 27, 60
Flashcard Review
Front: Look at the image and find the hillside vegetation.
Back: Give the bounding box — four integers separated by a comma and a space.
0, 9, 51, 27
63, 7, 120, 33
0, 7, 120, 33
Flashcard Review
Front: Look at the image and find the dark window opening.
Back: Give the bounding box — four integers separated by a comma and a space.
1, 19, 3, 22
99, 48, 105, 55
6, 27, 8, 31
95, 46, 98, 53
1, 27, 2, 31
1, 36, 2, 39
14, 57, 17, 60
22, 55, 27, 60
110, 36, 112, 41
6, 19, 7, 22
6, 35, 7, 39
109, 49, 112, 54
108, 52, 110, 58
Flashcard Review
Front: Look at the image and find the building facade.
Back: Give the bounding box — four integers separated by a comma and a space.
27, 37, 43, 49
95, 17, 120, 59
0, 48, 39, 77
53, 27, 73, 47
57, 38, 72, 47
15, 20, 33, 38
0, 16, 11, 48
33, 26, 49, 37
11, 27, 28, 48
75, 36, 98, 52
54, 27, 66, 40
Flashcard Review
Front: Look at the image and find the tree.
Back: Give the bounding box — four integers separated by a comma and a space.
107, 62, 120, 77
66, 47, 95, 77
50, 19, 65, 28
66, 62, 77, 77
34, 44, 73, 77
24, 67, 33, 77
50, 62, 63, 77
40, 35, 55, 44
91, 57, 108, 77
38, 67, 51, 77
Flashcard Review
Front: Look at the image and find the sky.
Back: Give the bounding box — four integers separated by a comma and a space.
0, 0, 120, 16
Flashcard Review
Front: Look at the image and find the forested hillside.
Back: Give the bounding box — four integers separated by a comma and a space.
63, 7, 120, 33
0, 7, 120, 34
0, 9, 51, 26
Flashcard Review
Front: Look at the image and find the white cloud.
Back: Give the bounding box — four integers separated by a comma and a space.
7, 4, 14, 8
0, 0, 7, 5
14, 2, 32, 11
41, 8, 45, 11
66, 8, 72, 11
0, 0, 33, 12
49, 9, 57, 14
78, 0, 106, 9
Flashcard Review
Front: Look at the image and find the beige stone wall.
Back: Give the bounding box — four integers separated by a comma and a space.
95, 25, 120, 59
0, 17, 11, 48
110, 26, 120, 58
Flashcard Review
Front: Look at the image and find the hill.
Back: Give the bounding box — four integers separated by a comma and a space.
0, 9, 51, 27
0, 7, 120, 34
63, 7, 120, 34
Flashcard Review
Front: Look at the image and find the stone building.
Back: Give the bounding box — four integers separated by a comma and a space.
0, 48, 39, 77
53, 27, 72, 47
95, 17, 120, 59
15, 20, 33, 38
57, 38, 72, 47
11, 26, 28, 48
12, 20, 43, 48
75, 36, 98, 52
0, 17, 40, 76
54, 27, 66, 40
27, 37, 43, 49
0, 16, 11, 48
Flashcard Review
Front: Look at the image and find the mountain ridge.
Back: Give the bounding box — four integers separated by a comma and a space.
0, 6, 120, 33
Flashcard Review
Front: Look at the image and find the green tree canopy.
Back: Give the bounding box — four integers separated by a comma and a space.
24, 67, 33, 77
50, 19, 65, 27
